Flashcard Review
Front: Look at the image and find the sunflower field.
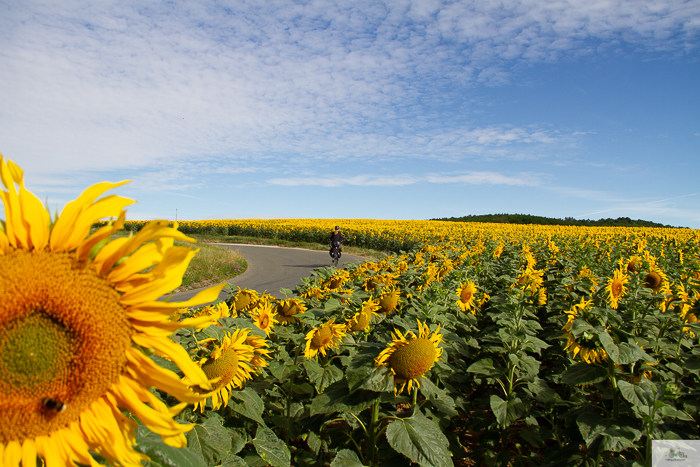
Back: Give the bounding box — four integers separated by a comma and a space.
158, 221, 700, 467
2, 154, 700, 467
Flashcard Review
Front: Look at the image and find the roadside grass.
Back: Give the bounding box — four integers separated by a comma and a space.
188, 233, 384, 261
107, 231, 247, 292
172, 241, 247, 293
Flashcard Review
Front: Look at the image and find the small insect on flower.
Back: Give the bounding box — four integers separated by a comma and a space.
0, 154, 224, 466
41, 398, 67, 413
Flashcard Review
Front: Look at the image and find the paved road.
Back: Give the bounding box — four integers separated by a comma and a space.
164, 243, 367, 303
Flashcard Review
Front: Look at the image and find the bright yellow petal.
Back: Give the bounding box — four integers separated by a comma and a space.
19, 182, 50, 249
131, 333, 211, 388
21, 439, 37, 467
75, 210, 126, 261
118, 247, 195, 303
50, 180, 130, 252
108, 237, 174, 284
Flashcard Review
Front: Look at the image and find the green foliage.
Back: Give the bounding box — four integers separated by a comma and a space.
139, 224, 700, 467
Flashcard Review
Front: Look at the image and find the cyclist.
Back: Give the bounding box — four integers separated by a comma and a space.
329, 226, 344, 265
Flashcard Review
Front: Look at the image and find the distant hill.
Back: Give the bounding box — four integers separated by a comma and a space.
431, 213, 679, 228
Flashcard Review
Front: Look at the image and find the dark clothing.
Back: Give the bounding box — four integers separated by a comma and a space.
330, 230, 344, 245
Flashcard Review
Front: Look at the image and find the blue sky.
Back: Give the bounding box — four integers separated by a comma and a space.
1, 0, 699, 227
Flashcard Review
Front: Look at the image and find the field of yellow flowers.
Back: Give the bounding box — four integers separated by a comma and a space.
135, 218, 700, 467
4, 156, 700, 467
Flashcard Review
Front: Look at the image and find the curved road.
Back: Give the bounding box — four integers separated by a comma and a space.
164, 244, 367, 303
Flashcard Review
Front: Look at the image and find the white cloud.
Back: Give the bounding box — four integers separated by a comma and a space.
0, 0, 696, 179
268, 170, 541, 187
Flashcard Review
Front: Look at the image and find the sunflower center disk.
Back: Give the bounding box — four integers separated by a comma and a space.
389, 338, 437, 381
0, 314, 74, 392
201, 350, 239, 390
311, 327, 332, 348
0, 249, 132, 444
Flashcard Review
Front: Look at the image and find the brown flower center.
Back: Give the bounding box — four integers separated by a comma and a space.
0, 249, 131, 444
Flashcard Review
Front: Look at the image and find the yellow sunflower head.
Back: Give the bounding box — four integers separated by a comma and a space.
0, 155, 225, 466
193, 329, 262, 412
377, 286, 402, 314
275, 298, 307, 325
191, 301, 233, 330
493, 243, 505, 258
375, 320, 444, 395
561, 298, 609, 364
230, 288, 259, 313
250, 302, 278, 337
456, 280, 477, 314
644, 267, 669, 294
364, 273, 396, 292
346, 299, 381, 333
244, 334, 272, 373
303, 319, 346, 359
326, 270, 350, 290
300, 286, 324, 300
515, 268, 544, 292
626, 255, 643, 273
606, 269, 629, 309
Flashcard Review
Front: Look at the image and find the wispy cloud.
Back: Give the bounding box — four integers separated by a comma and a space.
1, 0, 697, 177
268, 171, 541, 187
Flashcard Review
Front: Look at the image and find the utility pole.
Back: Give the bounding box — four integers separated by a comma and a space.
176, 209, 177, 221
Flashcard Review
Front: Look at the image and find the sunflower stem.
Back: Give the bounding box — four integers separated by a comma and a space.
285, 344, 302, 447
366, 399, 381, 466
608, 358, 620, 419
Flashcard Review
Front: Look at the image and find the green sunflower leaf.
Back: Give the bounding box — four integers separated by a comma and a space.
228, 388, 265, 425
597, 330, 620, 364
330, 449, 367, 467
252, 426, 291, 467
303, 358, 344, 392
185, 414, 233, 466
490, 395, 525, 429
137, 443, 208, 467
385, 410, 453, 467
467, 358, 504, 378
561, 363, 608, 386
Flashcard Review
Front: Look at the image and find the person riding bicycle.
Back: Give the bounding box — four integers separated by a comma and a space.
329, 226, 344, 262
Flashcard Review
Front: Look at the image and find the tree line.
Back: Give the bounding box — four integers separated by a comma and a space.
431, 213, 680, 228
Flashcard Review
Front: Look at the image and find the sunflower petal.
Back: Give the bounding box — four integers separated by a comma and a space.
50, 180, 131, 252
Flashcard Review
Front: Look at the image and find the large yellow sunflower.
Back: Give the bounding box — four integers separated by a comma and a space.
275, 298, 307, 325
0, 155, 224, 466
455, 280, 477, 314
303, 319, 346, 359
192, 328, 269, 412
250, 302, 278, 337
561, 298, 608, 364
229, 287, 259, 313
377, 286, 402, 315
345, 299, 381, 333
375, 320, 444, 395
606, 269, 629, 309
644, 266, 670, 295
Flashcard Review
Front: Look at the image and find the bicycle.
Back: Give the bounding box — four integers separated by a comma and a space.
330, 241, 342, 267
